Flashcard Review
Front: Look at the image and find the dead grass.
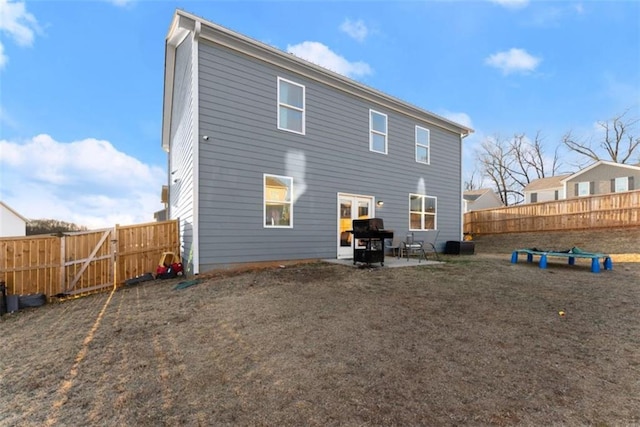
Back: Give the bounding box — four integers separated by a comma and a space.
1, 229, 639, 426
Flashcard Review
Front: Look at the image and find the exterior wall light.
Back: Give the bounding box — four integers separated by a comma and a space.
376, 200, 384, 207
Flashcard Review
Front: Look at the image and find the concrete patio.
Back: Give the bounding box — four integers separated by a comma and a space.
323, 255, 443, 269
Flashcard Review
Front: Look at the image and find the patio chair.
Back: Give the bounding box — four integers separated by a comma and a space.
401, 232, 427, 262
384, 237, 401, 258
422, 229, 440, 261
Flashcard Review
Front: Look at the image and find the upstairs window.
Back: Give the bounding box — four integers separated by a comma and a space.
264, 174, 293, 228
409, 194, 437, 230
369, 110, 387, 154
277, 78, 305, 134
415, 126, 430, 164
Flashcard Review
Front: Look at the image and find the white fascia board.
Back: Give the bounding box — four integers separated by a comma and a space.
161, 13, 194, 152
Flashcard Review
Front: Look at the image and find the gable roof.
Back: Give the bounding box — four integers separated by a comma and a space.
463, 188, 493, 201
0, 201, 28, 222
561, 160, 640, 183
524, 175, 572, 192
162, 9, 474, 151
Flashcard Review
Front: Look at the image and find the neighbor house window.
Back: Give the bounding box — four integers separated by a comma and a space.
576, 181, 592, 197
277, 77, 305, 134
613, 176, 629, 193
370, 110, 387, 154
415, 126, 430, 164
530, 193, 538, 203
409, 194, 437, 230
264, 174, 293, 228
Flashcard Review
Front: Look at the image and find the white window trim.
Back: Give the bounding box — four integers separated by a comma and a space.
277, 77, 305, 135
369, 109, 388, 154
409, 193, 437, 231
415, 125, 430, 164
264, 173, 294, 229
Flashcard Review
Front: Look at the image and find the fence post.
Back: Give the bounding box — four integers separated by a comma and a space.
112, 225, 119, 288
59, 235, 66, 295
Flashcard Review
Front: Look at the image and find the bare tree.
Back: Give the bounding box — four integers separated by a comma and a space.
478, 136, 519, 205
562, 108, 640, 165
477, 133, 562, 206
464, 168, 483, 191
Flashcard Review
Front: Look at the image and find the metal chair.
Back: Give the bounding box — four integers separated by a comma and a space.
422, 229, 440, 260
402, 232, 427, 262
384, 237, 401, 258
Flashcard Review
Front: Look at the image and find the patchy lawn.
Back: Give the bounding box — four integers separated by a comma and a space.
1, 251, 639, 426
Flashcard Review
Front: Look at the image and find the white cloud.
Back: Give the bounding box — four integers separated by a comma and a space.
485, 48, 541, 75
107, 0, 134, 7
441, 111, 474, 130
287, 41, 372, 79
0, 0, 41, 69
0, 134, 165, 229
0, 42, 6, 69
489, 0, 529, 9
340, 19, 369, 42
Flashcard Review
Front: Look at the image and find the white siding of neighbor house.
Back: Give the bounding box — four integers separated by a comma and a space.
168, 35, 196, 273
526, 187, 564, 203
0, 203, 26, 237
193, 39, 464, 271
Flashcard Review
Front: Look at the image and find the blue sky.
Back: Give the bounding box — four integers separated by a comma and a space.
0, 0, 638, 228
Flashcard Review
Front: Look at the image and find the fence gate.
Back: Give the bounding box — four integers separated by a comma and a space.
61, 228, 116, 296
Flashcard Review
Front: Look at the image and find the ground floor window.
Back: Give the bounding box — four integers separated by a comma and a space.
409, 194, 437, 230
264, 174, 293, 227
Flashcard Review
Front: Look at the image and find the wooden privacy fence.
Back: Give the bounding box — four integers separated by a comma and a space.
464, 190, 640, 235
0, 220, 179, 298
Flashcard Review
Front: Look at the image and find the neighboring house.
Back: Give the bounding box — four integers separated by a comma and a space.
0, 201, 27, 237
562, 160, 639, 198
523, 174, 571, 204
463, 189, 503, 212
523, 161, 640, 203
154, 185, 169, 222
161, 10, 473, 273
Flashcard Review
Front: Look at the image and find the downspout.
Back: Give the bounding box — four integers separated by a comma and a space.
192, 21, 201, 274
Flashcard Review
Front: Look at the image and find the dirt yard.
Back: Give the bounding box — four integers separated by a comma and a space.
1, 229, 639, 426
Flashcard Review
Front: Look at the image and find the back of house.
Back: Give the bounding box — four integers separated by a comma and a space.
162, 10, 473, 273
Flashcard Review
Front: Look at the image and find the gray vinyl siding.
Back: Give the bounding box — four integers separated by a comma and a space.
196, 40, 462, 270
168, 35, 196, 272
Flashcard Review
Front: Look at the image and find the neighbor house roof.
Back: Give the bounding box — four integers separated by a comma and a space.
560, 160, 640, 183
0, 201, 28, 222
162, 9, 474, 151
463, 188, 492, 201
524, 175, 572, 192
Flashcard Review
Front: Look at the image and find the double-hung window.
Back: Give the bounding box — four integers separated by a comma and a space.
264, 174, 293, 228
576, 181, 592, 197
409, 194, 437, 230
613, 176, 630, 193
415, 126, 430, 164
277, 77, 305, 134
369, 110, 387, 154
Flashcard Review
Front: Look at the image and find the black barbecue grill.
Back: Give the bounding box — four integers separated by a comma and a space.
350, 218, 394, 266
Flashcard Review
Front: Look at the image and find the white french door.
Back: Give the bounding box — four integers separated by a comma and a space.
337, 193, 374, 259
